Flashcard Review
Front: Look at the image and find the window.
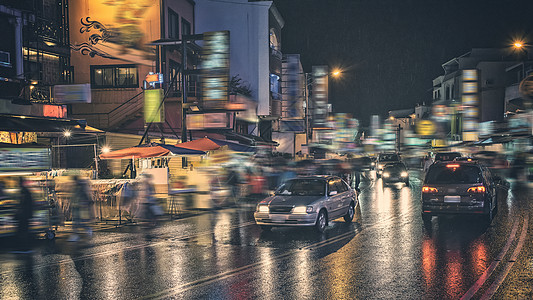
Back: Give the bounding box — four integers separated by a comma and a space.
91, 65, 138, 88
328, 180, 338, 194
169, 60, 182, 96
334, 179, 347, 193
168, 9, 179, 39
181, 19, 191, 36
425, 165, 483, 184
275, 179, 326, 196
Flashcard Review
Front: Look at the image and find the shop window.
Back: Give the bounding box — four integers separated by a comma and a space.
168, 9, 179, 39
90, 65, 138, 88
181, 19, 191, 37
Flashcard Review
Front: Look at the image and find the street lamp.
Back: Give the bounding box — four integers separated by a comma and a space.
331, 69, 342, 78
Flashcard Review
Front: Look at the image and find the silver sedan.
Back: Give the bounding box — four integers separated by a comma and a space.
254, 175, 358, 232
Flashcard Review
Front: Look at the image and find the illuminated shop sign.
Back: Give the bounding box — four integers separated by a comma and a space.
0, 148, 50, 171
144, 89, 165, 123
312, 65, 328, 128
186, 113, 231, 130
53, 84, 92, 104
285, 54, 302, 118
461, 69, 479, 141
201, 31, 230, 109
69, 0, 158, 66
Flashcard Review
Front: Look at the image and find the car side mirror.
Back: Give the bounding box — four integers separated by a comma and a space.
329, 191, 338, 196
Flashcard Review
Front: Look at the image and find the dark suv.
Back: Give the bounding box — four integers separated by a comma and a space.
376, 153, 401, 177
421, 161, 497, 224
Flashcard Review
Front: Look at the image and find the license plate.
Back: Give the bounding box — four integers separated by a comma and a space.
444, 196, 461, 203
271, 215, 286, 223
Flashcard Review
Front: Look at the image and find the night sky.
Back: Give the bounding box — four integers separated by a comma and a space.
274, 0, 533, 126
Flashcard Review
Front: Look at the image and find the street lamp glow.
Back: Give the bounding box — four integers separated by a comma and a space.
101, 146, 111, 153
332, 69, 341, 78
63, 130, 71, 137
514, 42, 523, 48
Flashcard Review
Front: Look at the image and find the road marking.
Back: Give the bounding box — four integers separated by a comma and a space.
460, 217, 520, 300
143, 196, 418, 299
0, 220, 256, 276
143, 229, 360, 300
480, 216, 529, 300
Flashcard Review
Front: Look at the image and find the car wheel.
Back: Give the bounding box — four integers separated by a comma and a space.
344, 203, 355, 223
260, 225, 272, 231
315, 209, 327, 233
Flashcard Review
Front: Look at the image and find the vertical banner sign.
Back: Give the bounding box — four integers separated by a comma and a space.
144, 89, 165, 123
201, 31, 230, 110
462, 69, 478, 141
286, 54, 300, 118
312, 66, 328, 128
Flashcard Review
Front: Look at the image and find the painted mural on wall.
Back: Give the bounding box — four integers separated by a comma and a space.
70, 0, 157, 66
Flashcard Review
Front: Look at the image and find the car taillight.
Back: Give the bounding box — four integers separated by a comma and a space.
446, 164, 460, 168
467, 186, 486, 193
422, 186, 438, 193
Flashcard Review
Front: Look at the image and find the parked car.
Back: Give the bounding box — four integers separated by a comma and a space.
254, 176, 358, 232
382, 162, 409, 186
421, 161, 498, 224
434, 152, 462, 162
375, 153, 401, 177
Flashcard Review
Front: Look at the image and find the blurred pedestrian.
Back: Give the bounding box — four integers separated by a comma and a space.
423, 154, 433, 173
68, 176, 94, 242
139, 174, 163, 225
15, 177, 33, 252
226, 168, 240, 201
510, 152, 526, 181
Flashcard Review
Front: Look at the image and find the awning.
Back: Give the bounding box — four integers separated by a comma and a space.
0, 114, 94, 133
224, 132, 278, 146
100, 142, 205, 159
177, 137, 255, 152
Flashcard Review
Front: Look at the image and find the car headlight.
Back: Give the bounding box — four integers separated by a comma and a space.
257, 205, 269, 213
293, 206, 313, 214
383, 172, 390, 178
401, 171, 408, 177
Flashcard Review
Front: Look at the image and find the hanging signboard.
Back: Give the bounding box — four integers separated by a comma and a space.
144, 89, 165, 123
186, 113, 231, 130
0, 147, 51, 172
53, 84, 92, 103
201, 31, 230, 110
311, 65, 328, 128
461, 69, 479, 141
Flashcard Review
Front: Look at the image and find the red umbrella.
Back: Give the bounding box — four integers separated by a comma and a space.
100, 143, 205, 159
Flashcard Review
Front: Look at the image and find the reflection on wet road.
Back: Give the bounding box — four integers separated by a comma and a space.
0, 170, 531, 299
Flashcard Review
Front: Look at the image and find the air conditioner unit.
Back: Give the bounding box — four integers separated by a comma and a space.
0, 51, 11, 67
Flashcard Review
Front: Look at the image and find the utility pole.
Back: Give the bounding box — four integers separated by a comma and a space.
396, 124, 402, 153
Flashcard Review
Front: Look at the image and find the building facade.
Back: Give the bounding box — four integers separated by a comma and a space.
194, 0, 284, 141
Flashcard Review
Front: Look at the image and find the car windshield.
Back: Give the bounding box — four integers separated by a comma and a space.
384, 164, 406, 172
380, 154, 399, 161
425, 165, 483, 184
435, 153, 461, 161
275, 179, 326, 196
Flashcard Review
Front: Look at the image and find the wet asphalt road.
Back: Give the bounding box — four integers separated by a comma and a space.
1, 170, 532, 299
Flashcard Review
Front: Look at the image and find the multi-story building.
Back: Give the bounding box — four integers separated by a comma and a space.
194, 0, 284, 142
432, 48, 516, 141
272, 54, 306, 156
1, 0, 71, 116
68, 0, 197, 138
